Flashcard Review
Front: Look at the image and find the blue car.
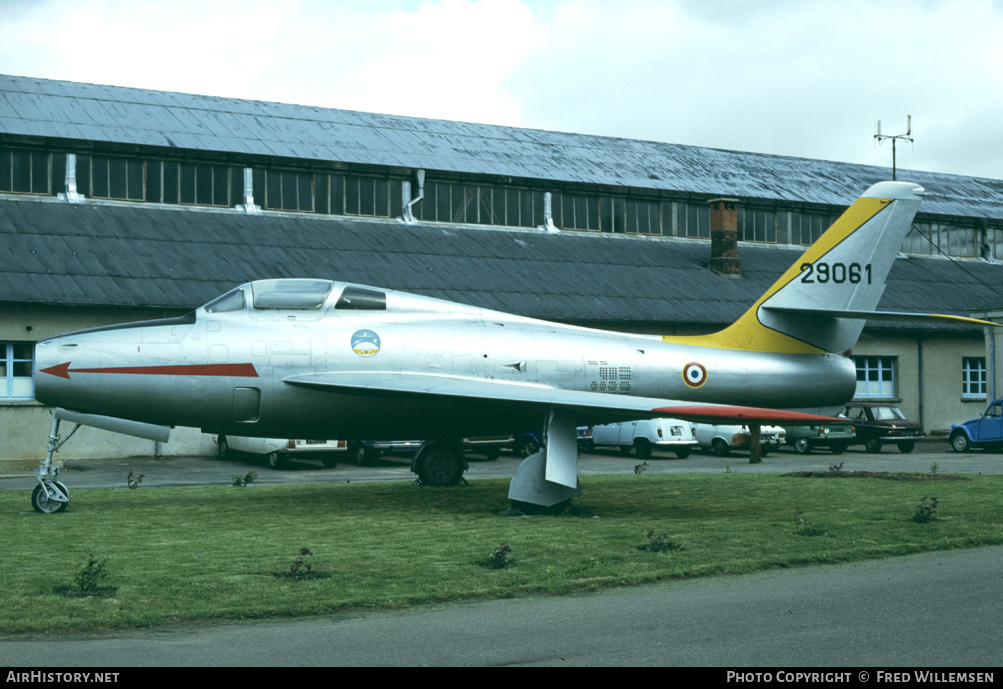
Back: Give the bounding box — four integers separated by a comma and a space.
950, 399, 1003, 452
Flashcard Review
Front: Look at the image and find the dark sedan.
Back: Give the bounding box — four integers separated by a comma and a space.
840, 402, 924, 453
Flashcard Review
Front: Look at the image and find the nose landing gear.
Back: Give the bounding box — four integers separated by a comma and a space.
33, 415, 80, 513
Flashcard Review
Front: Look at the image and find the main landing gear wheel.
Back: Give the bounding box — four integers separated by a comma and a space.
414, 442, 466, 486
32, 480, 69, 514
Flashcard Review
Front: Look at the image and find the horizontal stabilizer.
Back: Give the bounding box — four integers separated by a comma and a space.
763, 306, 1000, 328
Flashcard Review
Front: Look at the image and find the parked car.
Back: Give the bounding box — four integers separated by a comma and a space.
349, 439, 423, 465
216, 435, 346, 469
785, 421, 854, 454
839, 402, 923, 453
693, 423, 785, 457
949, 399, 1003, 452
591, 418, 697, 458
577, 426, 594, 451
463, 432, 541, 460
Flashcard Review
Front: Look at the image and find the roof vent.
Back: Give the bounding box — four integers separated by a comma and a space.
708, 198, 742, 279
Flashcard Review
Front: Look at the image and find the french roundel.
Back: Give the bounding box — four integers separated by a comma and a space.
682, 362, 707, 388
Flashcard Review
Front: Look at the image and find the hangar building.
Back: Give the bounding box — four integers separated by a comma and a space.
3, 74, 1003, 468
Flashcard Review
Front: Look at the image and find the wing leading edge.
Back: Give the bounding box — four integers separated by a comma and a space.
283, 371, 842, 426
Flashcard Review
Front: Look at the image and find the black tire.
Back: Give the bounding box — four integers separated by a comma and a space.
793, 438, 812, 455
897, 441, 916, 453
321, 456, 339, 468
829, 442, 848, 454
519, 436, 541, 458
950, 431, 970, 453
483, 448, 502, 461
674, 447, 691, 459
618, 445, 633, 456
217, 435, 230, 460
350, 442, 376, 465
265, 451, 287, 470
712, 438, 730, 457
634, 438, 652, 459
415, 444, 465, 486
864, 437, 882, 453
32, 481, 69, 514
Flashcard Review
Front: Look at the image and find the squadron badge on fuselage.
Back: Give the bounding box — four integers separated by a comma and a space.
351, 329, 381, 357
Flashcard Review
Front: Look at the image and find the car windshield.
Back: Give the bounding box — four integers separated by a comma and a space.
871, 406, 906, 420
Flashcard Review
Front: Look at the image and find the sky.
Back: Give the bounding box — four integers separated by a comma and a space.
2, 0, 1001, 179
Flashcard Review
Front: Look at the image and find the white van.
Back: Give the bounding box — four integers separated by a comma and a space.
216, 435, 347, 469
590, 418, 697, 458
692, 423, 786, 456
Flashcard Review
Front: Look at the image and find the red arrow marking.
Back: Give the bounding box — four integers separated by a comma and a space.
40, 362, 258, 379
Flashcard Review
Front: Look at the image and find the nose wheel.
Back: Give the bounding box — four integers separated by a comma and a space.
32, 480, 70, 514
32, 415, 80, 514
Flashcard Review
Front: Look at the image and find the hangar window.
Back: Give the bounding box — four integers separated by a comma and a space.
739, 208, 777, 243
963, 357, 987, 400
0, 148, 52, 195
791, 211, 839, 246
261, 169, 315, 213
853, 356, 896, 398
76, 155, 144, 201
416, 182, 542, 227
1, 342, 34, 400
676, 202, 710, 238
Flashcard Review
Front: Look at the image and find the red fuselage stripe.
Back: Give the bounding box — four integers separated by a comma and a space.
65, 363, 259, 377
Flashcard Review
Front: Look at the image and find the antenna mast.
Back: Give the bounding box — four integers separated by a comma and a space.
874, 116, 913, 180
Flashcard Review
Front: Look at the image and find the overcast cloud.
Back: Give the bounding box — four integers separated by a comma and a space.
2, 0, 1000, 179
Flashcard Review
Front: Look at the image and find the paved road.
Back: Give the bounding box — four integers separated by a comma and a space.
2, 545, 1000, 667
3, 440, 998, 493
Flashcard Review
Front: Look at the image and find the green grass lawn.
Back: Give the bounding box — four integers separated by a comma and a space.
2, 472, 1001, 635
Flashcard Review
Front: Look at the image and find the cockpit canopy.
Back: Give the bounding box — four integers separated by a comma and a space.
203, 279, 387, 313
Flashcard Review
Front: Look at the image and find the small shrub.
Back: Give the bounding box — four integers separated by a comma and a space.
639, 530, 683, 553
827, 462, 844, 474
275, 548, 329, 581
793, 508, 823, 537
232, 471, 257, 487
912, 496, 938, 523
634, 461, 649, 475
56, 554, 116, 598
930, 462, 939, 475
484, 543, 513, 569
127, 471, 144, 489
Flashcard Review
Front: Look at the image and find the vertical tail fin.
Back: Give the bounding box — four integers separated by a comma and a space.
669, 181, 925, 354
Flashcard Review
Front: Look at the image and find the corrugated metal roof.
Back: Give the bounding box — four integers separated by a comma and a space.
3, 198, 1002, 329
2, 74, 1002, 219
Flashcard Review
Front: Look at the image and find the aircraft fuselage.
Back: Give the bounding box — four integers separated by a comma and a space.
35, 280, 856, 440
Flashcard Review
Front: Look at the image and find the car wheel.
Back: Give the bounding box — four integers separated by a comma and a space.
897, 441, 916, 453
520, 436, 541, 458
350, 442, 375, 465
265, 451, 287, 470
321, 456, 338, 468
674, 447, 691, 459
829, 442, 848, 454
618, 445, 633, 456
793, 438, 812, 455
483, 448, 501, 461
634, 439, 652, 459
217, 435, 230, 460
712, 439, 730, 457
950, 431, 970, 453
864, 437, 882, 453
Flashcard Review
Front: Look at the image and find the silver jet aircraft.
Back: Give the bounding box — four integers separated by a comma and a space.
30, 181, 991, 513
